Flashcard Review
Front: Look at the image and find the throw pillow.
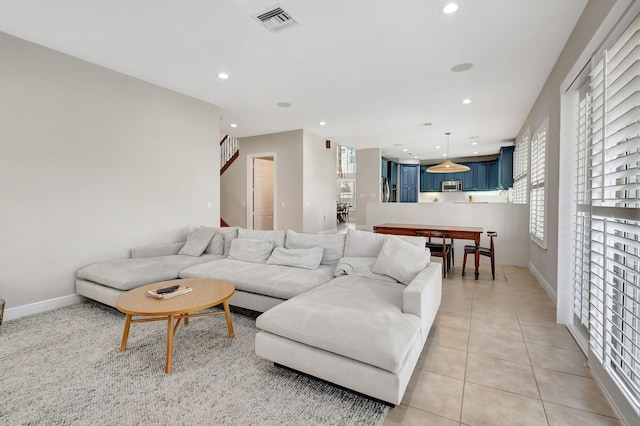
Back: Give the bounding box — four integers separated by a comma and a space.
266, 247, 324, 270
284, 230, 345, 266
179, 227, 216, 257
371, 237, 429, 285
228, 239, 274, 264
205, 233, 224, 256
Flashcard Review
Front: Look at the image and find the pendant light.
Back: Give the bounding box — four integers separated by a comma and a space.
426, 132, 470, 173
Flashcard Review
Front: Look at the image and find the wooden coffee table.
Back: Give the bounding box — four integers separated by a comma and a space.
116, 278, 235, 373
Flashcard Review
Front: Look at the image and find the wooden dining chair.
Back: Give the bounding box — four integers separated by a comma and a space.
417, 230, 451, 278
462, 231, 497, 279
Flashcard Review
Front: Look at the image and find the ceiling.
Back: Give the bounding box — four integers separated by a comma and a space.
0, 0, 588, 162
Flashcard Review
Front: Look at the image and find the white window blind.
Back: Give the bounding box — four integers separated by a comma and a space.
572, 93, 591, 327
579, 13, 640, 407
530, 124, 547, 246
513, 133, 529, 204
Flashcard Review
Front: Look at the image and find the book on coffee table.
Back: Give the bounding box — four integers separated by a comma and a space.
146, 285, 193, 299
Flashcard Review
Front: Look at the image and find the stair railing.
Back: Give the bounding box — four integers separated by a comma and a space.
220, 135, 239, 174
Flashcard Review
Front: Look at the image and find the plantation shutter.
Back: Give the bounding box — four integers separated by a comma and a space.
588, 14, 640, 403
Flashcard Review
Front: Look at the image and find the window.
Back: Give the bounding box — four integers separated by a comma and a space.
569, 12, 640, 410
529, 121, 547, 247
337, 146, 356, 208
513, 132, 529, 204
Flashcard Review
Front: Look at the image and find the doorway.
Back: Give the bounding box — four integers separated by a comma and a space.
248, 155, 275, 230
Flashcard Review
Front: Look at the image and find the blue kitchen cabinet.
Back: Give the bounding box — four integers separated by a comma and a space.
489, 160, 500, 189
499, 146, 514, 188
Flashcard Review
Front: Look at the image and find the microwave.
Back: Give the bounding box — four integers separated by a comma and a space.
442, 180, 462, 191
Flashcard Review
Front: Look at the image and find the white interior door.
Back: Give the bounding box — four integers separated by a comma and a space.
253, 157, 274, 230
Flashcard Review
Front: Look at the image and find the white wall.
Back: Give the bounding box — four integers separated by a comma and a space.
366, 202, 530, 266
0, 33, 220, 310
302, 131, 337, 232
355, 148, 382, 227
515, 0, 616, 294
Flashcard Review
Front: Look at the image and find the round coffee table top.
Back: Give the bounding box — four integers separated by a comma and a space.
116, 278, 235, 316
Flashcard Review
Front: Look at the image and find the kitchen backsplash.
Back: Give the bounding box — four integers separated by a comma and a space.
418, 189, 511, 203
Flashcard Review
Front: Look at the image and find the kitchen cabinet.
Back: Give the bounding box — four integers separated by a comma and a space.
400, 164, 418, 202
499, 146, 514, 188
489, 161, 500, 189
420, 159, 502, 192
389, 161, 398, 202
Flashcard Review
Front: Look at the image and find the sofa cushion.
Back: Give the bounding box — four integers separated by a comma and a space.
344, 229, 427, 258
179, 259, 335, 299
201, 226, 239, 255
256, 275, 421, 373
372, 237, 429, 285
334, 256, 398, 283
179, 227, 216, 256
238, 228, 286, 248
76, 254, 222, 291
206, 233, 225, 256
267, 247, 323, 270
228, 239, 273, 263
285, 230, 345, 266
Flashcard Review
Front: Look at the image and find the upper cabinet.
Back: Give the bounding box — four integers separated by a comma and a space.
498, 146, 514, 188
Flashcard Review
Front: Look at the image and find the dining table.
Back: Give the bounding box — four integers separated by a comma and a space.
373, 223, 484, 280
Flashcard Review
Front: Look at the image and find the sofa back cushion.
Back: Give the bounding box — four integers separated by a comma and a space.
285, 230, 345, 266
238, 228, 286, 248
201, 226, 239, 255
344, 228, 426, 257
228, 239, 274, 263
267, 247, 324, 270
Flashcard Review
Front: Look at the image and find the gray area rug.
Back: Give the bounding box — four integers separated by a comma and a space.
0, 301, 388, 425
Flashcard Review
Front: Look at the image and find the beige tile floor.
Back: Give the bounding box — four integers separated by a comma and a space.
384, 264, 623, 426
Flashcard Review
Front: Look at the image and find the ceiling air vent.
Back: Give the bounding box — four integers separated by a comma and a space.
255, 6, 297, 32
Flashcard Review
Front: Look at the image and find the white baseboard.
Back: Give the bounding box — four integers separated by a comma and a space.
3, 294, 84, 322
528, 261, 557, 304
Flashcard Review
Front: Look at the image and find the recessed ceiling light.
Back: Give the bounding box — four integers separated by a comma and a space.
230, 123, 238, 128
473, 151, 478, 154
319, 121, 326, 126
472, 142, 478, 145
218, 73, 229, 79
403, 148, 408, 152
451, 63, 473, 73
436, 145, 441, 149
414, 156, 419, 159
276, 102, 292, 108
441, 3, 459, 15
462, 99, 472, 104
442, 153, 447, 157
421, 122, 432, 126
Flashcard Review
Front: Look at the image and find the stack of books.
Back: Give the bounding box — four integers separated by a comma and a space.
146, 285, 192, 299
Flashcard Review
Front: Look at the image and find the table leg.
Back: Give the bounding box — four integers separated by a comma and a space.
120, 314, 132, 351
165, 315, 175, 374
474, 243, 480, 280
223, 301, 235, 338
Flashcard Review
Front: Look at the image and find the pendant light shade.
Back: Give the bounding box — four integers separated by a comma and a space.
426, 133, 470, 173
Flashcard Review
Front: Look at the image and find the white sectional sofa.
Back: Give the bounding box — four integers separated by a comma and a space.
75, 226, 442, 405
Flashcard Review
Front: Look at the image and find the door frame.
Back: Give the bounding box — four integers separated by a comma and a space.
246, 152, 277, 230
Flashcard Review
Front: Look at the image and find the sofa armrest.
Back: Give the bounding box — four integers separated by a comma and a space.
130, 242, 185, 258
403, 262, 442, 340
